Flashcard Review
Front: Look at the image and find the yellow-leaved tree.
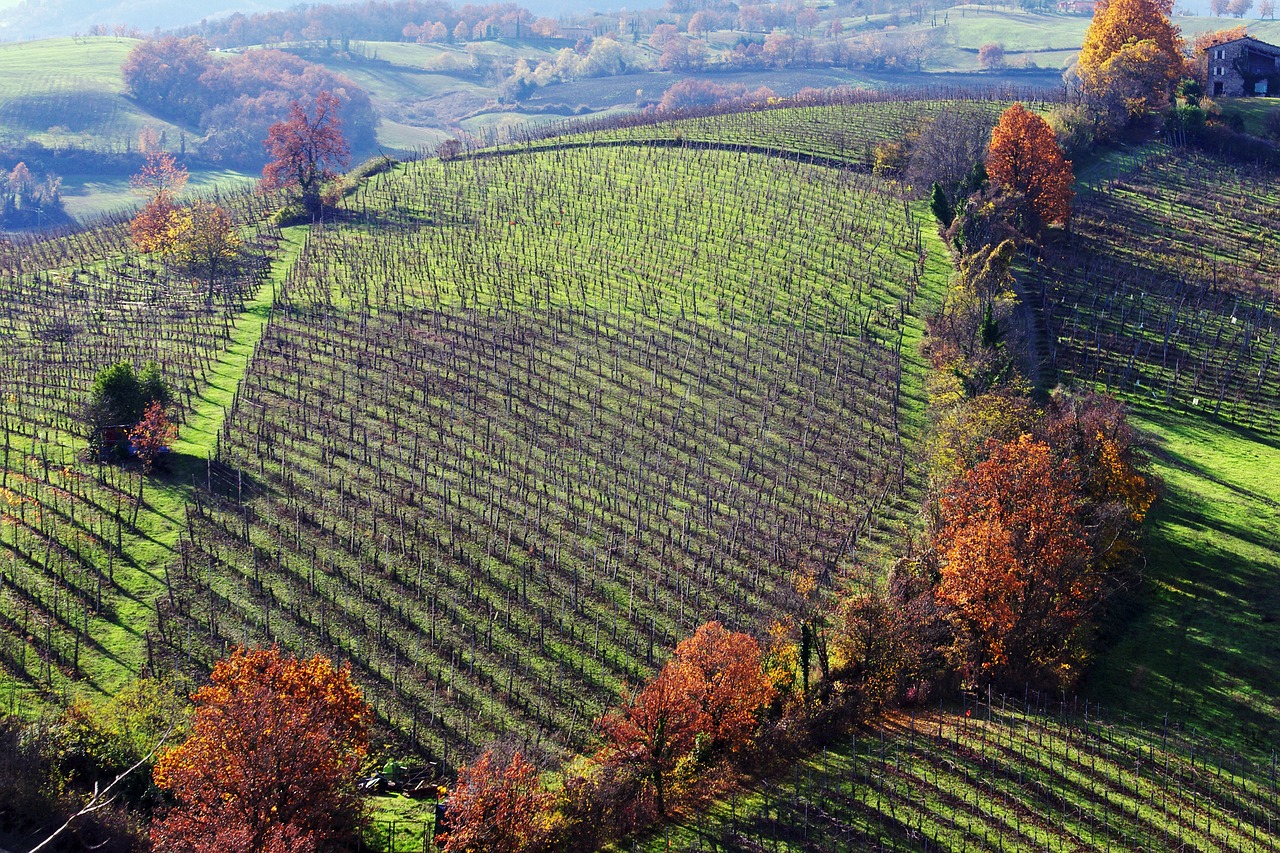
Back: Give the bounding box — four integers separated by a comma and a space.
1076, 0, 1185, 127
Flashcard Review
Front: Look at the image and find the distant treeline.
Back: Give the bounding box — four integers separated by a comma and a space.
169, 1, 540, 49
122, 38, 377, 167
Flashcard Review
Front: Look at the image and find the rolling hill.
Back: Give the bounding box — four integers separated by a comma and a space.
0, 81, 1278, 850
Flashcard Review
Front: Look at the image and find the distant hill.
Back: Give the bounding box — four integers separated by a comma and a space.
0, 0, 300, 41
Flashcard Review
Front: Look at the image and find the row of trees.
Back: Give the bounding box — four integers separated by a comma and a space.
121, 37, 375, 166
442, 621, 777, 850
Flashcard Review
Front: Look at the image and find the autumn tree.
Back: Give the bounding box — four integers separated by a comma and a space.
262, 90, 351, 217
1076, 0, 1185, 128
935, 435, 1095, 688
986, 104, 1073, 229
600, 665, 702, 817
666, 622, 774, 752
129, 151, 189, 254
128, 401, 178, 472
1042, 391, 1156, 576
151, 646, 370, 853
171, 201, 242, 306
978, 42, 1005, 69
442, 751, 553, 853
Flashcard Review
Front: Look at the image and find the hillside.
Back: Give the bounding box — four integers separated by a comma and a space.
0, 99, 956, 763
0, 85, 1278, 850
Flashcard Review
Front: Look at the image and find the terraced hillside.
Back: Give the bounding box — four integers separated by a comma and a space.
154, 138, 941, 766
1031, 152, 1280, 432
487, 94, 1051, 170
0, 190, 280, 711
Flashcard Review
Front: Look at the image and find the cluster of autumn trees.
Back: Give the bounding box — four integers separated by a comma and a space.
917, 105, 1155, 692
121, 37, 375, 166
0, 161, 66, 229
440, 622, 780, 851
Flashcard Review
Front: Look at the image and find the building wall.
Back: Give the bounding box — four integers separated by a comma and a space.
1207, 38, 1280, 97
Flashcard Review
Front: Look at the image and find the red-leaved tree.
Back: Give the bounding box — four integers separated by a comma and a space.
128, 400, 177, 472
600, 664, 703, 817
151, 646, 370, 853
261, 90, 350, 217
442, 751, 552, 853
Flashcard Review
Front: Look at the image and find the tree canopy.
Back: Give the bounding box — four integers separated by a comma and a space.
151, 646, 370, 853
986, 104, 1074, 227
262, 90, 352, 217
1076, 0, 1185, 122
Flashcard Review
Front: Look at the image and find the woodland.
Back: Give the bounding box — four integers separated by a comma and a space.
0, 0, 1278, 849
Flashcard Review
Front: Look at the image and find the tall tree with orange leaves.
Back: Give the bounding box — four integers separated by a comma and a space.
600, 664, 703, 817
151, 646, 370, 853
1076, 0, 1185, 125
986, 104, 1074, 229
935, 435, 1094, 688
667, 621, 774, 753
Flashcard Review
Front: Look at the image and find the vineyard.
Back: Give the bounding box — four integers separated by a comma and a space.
0, 90, 1278, 851
480, 93, 1054, 169
0, 189, 281, 710
1031, 151, 1280, 431
156, 142, 939, 766
634, 694, 1280, 852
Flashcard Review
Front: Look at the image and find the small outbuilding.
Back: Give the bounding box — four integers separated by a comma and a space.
1206, 35, 1280, 97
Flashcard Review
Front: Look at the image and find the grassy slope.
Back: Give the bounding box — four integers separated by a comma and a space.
1084, 404, 1280, 754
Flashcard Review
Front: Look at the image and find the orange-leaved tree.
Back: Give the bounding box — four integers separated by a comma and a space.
600, 664, 702, 817
1076, 0, 1184, 122
934, 434, 1093, 688
667, 621, 774, 752
128, 400, 177, 472
443, 751, 553, 853
262, 90, 350, 217
151, 646, 370, 853
129, 150, 189, 254
986, 103, 1074, 228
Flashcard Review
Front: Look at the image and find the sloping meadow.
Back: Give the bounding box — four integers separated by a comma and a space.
163, 142, 929, 765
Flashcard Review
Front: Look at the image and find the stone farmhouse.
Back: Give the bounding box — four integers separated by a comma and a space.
1206, 35, 1280, 97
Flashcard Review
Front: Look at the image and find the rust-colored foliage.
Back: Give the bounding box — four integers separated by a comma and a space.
261, 90, 350, 216
151, 646, 370, 853
600, 621, 772, 815
128, 401, 177, 472
442, 751, 552, 853
600, 664, 702, 816
935, 435, 1093, 687
667, 621, 775, 752
1077, 0, 1185, 115
986, 104, 1073, 226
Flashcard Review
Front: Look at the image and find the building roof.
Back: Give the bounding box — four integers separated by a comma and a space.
1213, 35, 1280, 56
